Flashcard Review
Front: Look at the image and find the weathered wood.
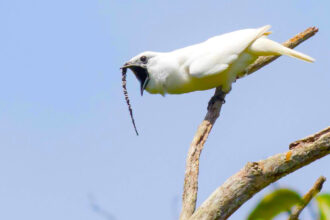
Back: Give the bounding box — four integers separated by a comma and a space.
189, 127, 330, 220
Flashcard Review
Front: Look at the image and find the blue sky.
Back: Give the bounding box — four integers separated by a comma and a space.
0, 1, 329, 219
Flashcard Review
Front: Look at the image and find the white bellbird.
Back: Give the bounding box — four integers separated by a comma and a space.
121, 25, 314, 135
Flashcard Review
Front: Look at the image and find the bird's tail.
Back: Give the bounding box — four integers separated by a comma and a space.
249, 37, 315, 63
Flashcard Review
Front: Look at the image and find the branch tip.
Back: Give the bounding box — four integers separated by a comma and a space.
288, 176, 326, 220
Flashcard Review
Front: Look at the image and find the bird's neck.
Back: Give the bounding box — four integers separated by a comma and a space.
145, 53, 192, 95
144, 53, 179, 95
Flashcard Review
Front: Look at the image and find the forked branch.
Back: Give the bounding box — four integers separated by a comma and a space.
190, 127, 330, 220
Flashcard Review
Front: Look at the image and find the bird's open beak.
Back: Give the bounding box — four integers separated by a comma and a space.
121, 62, 150, 96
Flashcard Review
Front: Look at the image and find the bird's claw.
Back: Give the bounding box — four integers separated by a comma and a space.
207, 94, 225, 111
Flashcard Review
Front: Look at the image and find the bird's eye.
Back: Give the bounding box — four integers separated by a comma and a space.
140, 56, 147, 63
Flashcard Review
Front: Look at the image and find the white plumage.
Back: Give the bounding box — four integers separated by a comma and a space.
121, 25, 315, 135
123, 25, 314, 95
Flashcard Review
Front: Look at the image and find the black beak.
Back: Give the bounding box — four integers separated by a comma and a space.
121, 63, 150, 96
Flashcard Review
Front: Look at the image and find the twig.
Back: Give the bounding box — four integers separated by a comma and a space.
188, 127, 330, 220
288, 176, 326, 220
179, 27, 319, 220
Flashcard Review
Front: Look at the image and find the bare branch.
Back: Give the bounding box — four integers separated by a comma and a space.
288, 176, 326, 220
179, 27, 319, 220
189, 127, 330, 220
180, 89, 226, 220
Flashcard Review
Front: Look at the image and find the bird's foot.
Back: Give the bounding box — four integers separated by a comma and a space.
207, 93, 226, 111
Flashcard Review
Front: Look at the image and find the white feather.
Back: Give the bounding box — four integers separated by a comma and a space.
127, 25, 314, 95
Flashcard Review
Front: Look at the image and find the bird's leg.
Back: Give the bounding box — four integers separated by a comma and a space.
207, 90, 226, 111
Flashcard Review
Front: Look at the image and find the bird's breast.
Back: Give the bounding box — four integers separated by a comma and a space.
163, 70, 230, 94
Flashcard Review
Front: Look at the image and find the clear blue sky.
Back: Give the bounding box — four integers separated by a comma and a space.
0, 1, 329, 220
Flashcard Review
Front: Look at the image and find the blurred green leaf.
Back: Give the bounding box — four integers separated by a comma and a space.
316, 194, 330, 220
247, 188, 302, 220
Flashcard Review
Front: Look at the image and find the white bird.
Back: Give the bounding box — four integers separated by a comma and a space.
121, 25, 314, 134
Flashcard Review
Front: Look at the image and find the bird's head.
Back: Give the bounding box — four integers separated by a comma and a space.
121, 51, 159, 96
120, 51, 160, 135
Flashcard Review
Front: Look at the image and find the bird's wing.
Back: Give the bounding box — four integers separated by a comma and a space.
188, 25, 271, 78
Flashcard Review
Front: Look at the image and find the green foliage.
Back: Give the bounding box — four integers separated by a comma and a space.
316, 194, 330, 220
248, 189, 302, 220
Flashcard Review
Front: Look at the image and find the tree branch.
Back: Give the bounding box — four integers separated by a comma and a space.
288, 176, 326, 220
188, 127, 330, 220
179, 27, 319, 220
